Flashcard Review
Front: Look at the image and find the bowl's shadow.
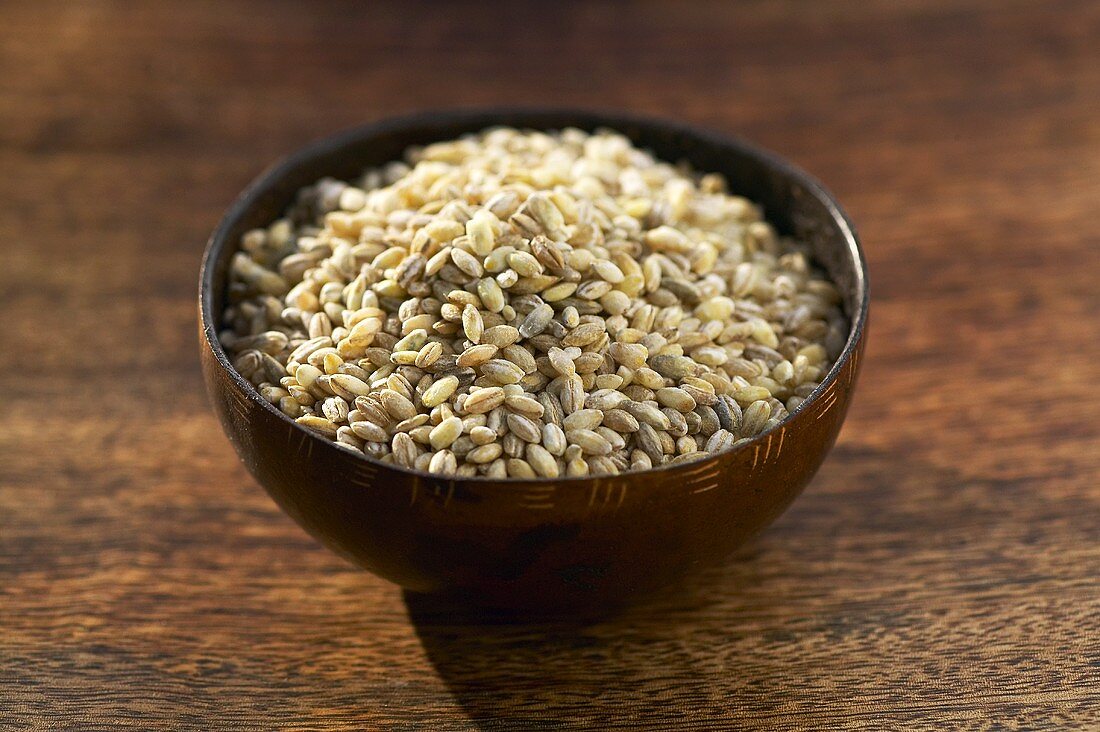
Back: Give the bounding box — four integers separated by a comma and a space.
403, 546, 779, 731
403, 447, 1002, 730
402, 439, 845, 729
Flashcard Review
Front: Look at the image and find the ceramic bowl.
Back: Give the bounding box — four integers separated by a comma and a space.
199, 109, 868, 609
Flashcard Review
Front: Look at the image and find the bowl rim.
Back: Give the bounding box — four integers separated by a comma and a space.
200, 107, 868, 484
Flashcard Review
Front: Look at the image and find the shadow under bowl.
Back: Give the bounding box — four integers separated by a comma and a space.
199, 108, 868, 611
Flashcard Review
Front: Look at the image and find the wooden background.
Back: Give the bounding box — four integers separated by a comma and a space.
2, 1, 1098, 729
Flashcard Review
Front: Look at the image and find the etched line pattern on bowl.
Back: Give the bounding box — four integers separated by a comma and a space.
428, 483, 455, 509
676, 460, 722, 494
518, 486, 558, 510
286, 421, 315, 460
345, 461, 378, 488
814, 382, 840, 421
587, 482, 628, 513
847, 346, 861, 387
749, 427, 788, 474
222, 382, 255, 442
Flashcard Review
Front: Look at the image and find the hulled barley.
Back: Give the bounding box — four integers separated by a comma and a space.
222, 127, 844, 476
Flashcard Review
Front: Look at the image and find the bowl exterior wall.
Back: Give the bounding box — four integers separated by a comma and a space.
199, 110, 868, 608
201, 329, 864, 607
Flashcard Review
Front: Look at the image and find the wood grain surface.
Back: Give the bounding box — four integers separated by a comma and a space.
2, 1, 1098, 729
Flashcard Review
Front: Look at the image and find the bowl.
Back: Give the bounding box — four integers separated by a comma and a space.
199, 109, 868, 610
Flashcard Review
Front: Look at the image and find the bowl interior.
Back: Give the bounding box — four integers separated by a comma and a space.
201, 108, 867, 485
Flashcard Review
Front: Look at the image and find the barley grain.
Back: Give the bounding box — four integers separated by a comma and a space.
506, 458, 537, 478
481, 359, 525, 385
563, 409, 604, 432
223, 127, 843, 474
471, 326, 513, 349
504, 394, 544, 419
429, 416, 464, 449
467, 425, 495, 446
297, 415, 338, 438
655, 387, 696, 412
741, 400, 772, 436
463, 387, 505, 414
526, 443, 559, 478
429, 449, 457, 475
506, 413, 543, 443
467, 442, 503, 464
541, 423, 567, 455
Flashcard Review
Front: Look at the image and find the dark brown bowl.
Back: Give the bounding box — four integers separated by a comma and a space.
199, 109, 868, 610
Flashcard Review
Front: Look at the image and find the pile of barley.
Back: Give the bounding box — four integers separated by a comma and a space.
221, 127, 846, 478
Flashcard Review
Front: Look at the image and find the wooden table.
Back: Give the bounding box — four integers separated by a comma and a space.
3, 1, 1098, 728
